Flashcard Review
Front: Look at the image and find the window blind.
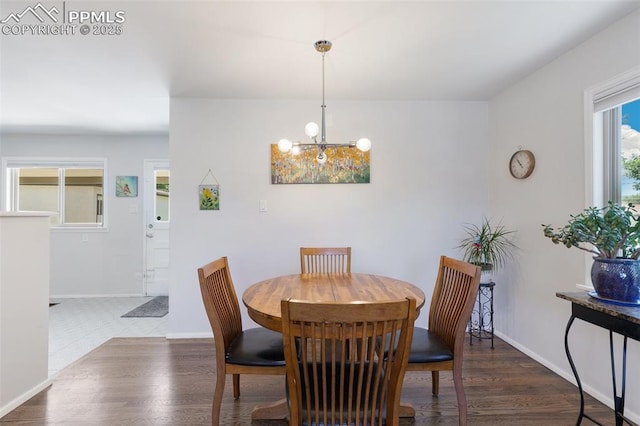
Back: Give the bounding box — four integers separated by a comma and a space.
594, 74, 640, 112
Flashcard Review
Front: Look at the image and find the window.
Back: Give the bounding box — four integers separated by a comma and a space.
584, 69, 640, 287
155, 170, 170, 222
588, 69, 640, 207
600, 98, 640, 204
3, 159, 106, 227
620, 100, 640, 204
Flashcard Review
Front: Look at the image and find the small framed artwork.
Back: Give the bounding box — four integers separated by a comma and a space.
199, 184, 220, 210
116, 176, 138, 197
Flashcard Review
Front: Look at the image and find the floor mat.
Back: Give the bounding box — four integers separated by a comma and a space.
121, 296, 168, 318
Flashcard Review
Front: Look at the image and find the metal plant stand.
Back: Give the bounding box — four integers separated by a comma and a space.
468, 282, 495, 348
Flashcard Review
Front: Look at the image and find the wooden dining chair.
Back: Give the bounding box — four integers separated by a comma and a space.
406, 255, 481, 426
281, 297, 416, 426
198, 256, 286, 425
300, 246, 351, 273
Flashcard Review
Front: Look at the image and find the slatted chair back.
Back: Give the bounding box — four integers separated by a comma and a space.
428, 256, 481, 356
405, 255, 481, 426
199, 256, 242, 354
281, 298, 416, 426
198, 256, 286, 425
300, 247, 352, 274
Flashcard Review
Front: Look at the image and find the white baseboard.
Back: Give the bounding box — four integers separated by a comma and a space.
0, 378, 52, 418
165, 332, 212, 339
495, 331, 640, 424
49, 293, 145, 298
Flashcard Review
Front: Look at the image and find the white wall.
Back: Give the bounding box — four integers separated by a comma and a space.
168, 99, 489, 336
0, 133, 169, 296
489, 10, 640, 420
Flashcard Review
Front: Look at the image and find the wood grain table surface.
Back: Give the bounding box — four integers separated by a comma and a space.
242, 273, 426, 332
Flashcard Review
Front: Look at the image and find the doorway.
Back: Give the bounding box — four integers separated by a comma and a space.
143, 159, 170, 296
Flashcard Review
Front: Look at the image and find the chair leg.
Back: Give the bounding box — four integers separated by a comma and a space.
212, 369, 226, 426
452, 368, 467, 426
232, 373, 240, 398
431, 371, 439, 395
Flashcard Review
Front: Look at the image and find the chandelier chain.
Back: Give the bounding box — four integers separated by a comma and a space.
321, 51, 327, 144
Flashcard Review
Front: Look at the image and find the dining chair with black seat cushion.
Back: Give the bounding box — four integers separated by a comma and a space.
281, 297, 416, 426
300, 246, 351, 273
406, 255, 481, 426
198, 256, 286, 425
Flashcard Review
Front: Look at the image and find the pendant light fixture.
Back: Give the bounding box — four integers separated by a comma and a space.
277, 40, 371, 164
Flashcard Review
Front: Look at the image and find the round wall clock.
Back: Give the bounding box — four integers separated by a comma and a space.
509, 149, 535, 179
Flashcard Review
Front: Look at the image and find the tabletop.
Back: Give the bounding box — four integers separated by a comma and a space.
242, 273, 426, 332
556, 291, 640, 325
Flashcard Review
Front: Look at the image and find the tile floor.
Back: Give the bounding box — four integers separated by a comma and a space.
48, 297, 167, 377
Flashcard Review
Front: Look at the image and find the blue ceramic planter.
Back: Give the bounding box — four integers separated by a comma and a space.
590, 257, 640, 304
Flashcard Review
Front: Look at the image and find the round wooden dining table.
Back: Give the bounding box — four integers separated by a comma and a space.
243, 272, 426, 332
241, 272, 426, 420
242, 273, 425, 420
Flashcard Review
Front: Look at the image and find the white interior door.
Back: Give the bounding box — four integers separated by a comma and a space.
143, 159, 170, 296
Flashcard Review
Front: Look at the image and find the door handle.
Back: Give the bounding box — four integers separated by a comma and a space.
146, 232, 154, 238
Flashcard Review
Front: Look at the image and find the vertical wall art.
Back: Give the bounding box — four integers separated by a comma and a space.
115, 176, 138, 197
271, 144, 370, 184
199, 169, 220, 210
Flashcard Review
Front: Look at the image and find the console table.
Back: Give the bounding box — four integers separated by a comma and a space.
557, 291, 640, 426
469, 282, 495, 348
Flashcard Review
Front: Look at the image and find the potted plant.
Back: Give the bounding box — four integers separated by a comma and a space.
458, 217, 517, 283
542, 201, 640, 304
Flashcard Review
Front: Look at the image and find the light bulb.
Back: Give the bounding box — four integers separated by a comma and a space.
317, 151, 328, 164
356, 138, 371, 152
305, 122, 319, 138
291, 146, 301, 155
278, 138, 292, 153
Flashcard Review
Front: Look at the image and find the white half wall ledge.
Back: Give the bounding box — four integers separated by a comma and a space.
0, 214, 50, 417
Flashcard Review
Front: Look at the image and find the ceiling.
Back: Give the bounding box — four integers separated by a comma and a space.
1, 0, 639, 134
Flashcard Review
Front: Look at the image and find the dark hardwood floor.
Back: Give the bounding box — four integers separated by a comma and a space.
0, 336, 617, 425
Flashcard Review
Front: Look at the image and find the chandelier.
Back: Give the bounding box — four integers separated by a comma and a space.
277, 40, 371, 164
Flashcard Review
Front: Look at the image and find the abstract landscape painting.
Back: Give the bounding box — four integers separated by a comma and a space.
271, 144, 370, 184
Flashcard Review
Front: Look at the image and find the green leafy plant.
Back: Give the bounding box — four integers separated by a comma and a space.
542, 202, 640, 259
458, 218, 517, 269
